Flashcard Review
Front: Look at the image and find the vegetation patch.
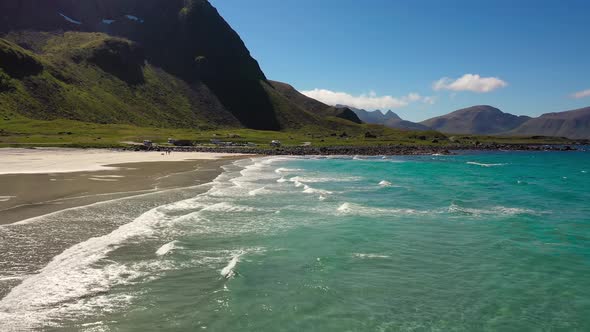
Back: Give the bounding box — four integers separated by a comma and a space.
83, 39, 145, 84
0, 39, 43, 78
0, 68, 14, 92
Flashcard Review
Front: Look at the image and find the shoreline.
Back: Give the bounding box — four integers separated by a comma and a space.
0, 150, 248, 225
0, 144, 584, 225
123, 143, 584, 156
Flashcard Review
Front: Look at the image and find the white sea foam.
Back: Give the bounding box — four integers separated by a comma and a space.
289, 176, 360, 183
88, 178, 119, 182
0, 157, 284, 328
220, 251, 244, 279
0, 275, 28, 281
275, 167, 302, 174
466, 162, 507, 167
286, 176, 335, 197
448, 203, 540, 217
302, 185, 332, 195
0, 203, 175, 328
379, 180, 393, 187
202, 202, 255, 213
92, 175, 125, 178
292, 180, 304, 188
337, 202, 423, 217
156, 240, 179, 256
7, 182, 212, 227
352, 253, 390, 259
248, 187, 272, 196
0, 196, 15, 202
494, 206, 540, 216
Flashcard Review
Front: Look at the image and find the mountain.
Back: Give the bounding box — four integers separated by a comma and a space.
351, 108, 400, 123
420, 105, 531, 135
382, 118, 432, 131
339, 106, 430, 131
508, 107, 590, 139
0, 0, 354, 130
269, 81, 362, 124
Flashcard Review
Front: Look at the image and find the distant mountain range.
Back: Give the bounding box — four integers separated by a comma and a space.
338, 104, 589, 139
419, 105, 590, 139
507, 107, 590, 139
336, 105, 431, 131
420, 105, 531, 135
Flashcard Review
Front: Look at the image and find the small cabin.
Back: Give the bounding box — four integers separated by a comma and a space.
271, 140, 282, 147
143, 140, 153, 147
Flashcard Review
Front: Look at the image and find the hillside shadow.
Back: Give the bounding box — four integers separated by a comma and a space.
87, 40, 145, 85
204, 78, 280, 130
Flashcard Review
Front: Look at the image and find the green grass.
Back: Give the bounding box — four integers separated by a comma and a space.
0, 115, 575, 149
0, 31, 241, 129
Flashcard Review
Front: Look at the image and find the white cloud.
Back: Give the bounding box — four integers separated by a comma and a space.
423, 96, 436, 105
571, 89, 590, 99
300, 89, 434, 110
433, 74, 507, 93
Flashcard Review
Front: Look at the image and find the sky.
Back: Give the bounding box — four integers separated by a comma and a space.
211, 0, 590, 122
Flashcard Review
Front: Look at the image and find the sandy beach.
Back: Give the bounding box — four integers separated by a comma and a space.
0, 148, 248, 225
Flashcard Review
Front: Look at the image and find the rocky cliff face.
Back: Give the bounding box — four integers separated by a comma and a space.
1, 0, 265, 79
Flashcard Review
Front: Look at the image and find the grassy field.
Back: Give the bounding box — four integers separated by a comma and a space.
0, 114, 576, 149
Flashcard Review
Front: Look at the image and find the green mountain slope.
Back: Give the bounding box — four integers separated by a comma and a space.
1, 32, 240, 128
0, 0, 355, 131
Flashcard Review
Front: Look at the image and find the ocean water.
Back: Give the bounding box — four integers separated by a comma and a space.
1, 151, 590, 331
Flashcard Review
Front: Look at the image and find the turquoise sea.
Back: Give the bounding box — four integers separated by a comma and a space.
1, 150, 589, 331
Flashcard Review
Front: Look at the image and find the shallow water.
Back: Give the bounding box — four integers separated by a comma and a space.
1, 151, 589, 331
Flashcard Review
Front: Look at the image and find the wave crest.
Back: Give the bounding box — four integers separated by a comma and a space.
466, 162, 507, 167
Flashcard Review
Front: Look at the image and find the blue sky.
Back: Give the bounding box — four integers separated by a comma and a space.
211, 0, 590, 122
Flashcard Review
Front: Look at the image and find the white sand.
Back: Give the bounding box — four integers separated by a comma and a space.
0, 148, 246, 175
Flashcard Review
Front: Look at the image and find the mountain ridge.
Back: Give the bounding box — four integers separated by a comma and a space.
507, 107, 590, 139
336, 105, 431, 131
420, 105, 531, 135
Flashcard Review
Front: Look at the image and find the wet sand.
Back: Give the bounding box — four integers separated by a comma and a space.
0, 155, 247, 225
